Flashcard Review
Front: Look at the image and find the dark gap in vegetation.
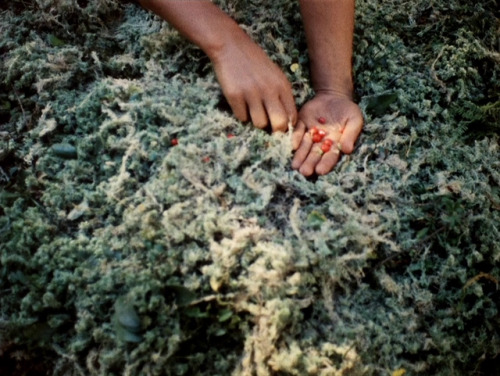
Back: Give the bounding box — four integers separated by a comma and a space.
216, 94, 233, 116
76, 0, 89, 9
0, 344, 55, 376
479, 356, 500, 376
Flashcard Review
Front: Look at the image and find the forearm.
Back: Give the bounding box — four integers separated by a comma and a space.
138, 0, 244, 60
299, 0, 355, 99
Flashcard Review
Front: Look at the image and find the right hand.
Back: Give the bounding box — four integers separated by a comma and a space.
291, 92, 363, 176
210, 34, 297, 132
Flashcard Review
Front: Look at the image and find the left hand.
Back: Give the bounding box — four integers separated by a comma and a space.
291, 93, 363, 176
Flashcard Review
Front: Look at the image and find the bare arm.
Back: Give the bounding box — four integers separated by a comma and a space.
292, 0, 363, 176
138, 0, 238, 60
138, 0, 297, 131
299, 0, 355, 99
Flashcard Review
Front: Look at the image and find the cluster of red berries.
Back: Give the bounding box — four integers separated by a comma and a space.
310, 125, 334, 154
321, 138, 334, 153
310, 126, 326, 143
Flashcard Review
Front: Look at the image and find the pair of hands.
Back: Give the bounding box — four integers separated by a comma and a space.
211, 36, 363, 176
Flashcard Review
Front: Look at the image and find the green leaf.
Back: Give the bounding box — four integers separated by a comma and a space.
167, 284, 197, 306
48, 34, 65, 47
416, 227, 429, 239
183, 307, 209, 319
114, 297, 141, 332
115, 326, 143, 343
218, 309, 233, 323
213, 328, 227, 336
307, 210, 327, 227
366, 92, 398, 117
52, 143, 77, 159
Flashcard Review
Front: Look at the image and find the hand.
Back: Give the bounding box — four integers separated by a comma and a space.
291, 93, 363, 176
137, 0, 297, 131
210, 35, 297, 132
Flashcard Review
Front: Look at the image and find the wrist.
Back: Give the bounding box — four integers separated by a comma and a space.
310, 62, 353, 100
314, 85, 354, 101
205, 24, 251, 64
139, 0, 243, 64
202, 19, 244, 62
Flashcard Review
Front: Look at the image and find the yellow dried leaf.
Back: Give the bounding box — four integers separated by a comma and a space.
210, 276, 222, 292
392, 368, 406, 376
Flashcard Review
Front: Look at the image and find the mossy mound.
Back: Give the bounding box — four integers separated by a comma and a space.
1, 0, 499, 375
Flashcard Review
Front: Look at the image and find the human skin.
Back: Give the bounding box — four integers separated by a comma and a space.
292, 0, 363, 176
138, 0, 363, 176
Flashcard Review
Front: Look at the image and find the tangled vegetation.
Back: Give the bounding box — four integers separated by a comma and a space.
1, 0, 499, 375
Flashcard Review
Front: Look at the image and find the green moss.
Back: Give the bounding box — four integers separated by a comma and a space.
1, 0, 499, 375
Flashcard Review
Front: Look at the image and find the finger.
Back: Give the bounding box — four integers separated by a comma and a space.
299, 144, 323, 177
327, 126, 343, 141
246, 94, 268, 129
280, 88, 297, 127
313, 125, 343, 174
339, 115, 363, 154
291, 121, 312, 169
315, 146, 341, 175
265, 96, 289, 133
291, 119, 306, 150
226, 94, 249, 123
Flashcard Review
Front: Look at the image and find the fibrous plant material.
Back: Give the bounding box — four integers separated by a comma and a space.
1, 0, 499, 375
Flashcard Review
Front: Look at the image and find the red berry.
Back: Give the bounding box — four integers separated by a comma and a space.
318, 129, 327, 137
202, 156, 210, 163
171, 138, 178, 146
318, 116, 326, 124
321, 143, 331, 153
324, 138, 334, 146
227, 133, 235, 139
312, 134, 323, 143
310, 127, 318, 135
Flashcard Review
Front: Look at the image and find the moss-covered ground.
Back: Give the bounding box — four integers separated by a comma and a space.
1, 0, 499, 375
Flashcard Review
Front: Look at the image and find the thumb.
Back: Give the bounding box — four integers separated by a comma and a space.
339, 113, 363, 154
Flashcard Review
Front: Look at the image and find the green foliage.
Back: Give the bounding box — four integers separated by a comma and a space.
1, 0, 499, 375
